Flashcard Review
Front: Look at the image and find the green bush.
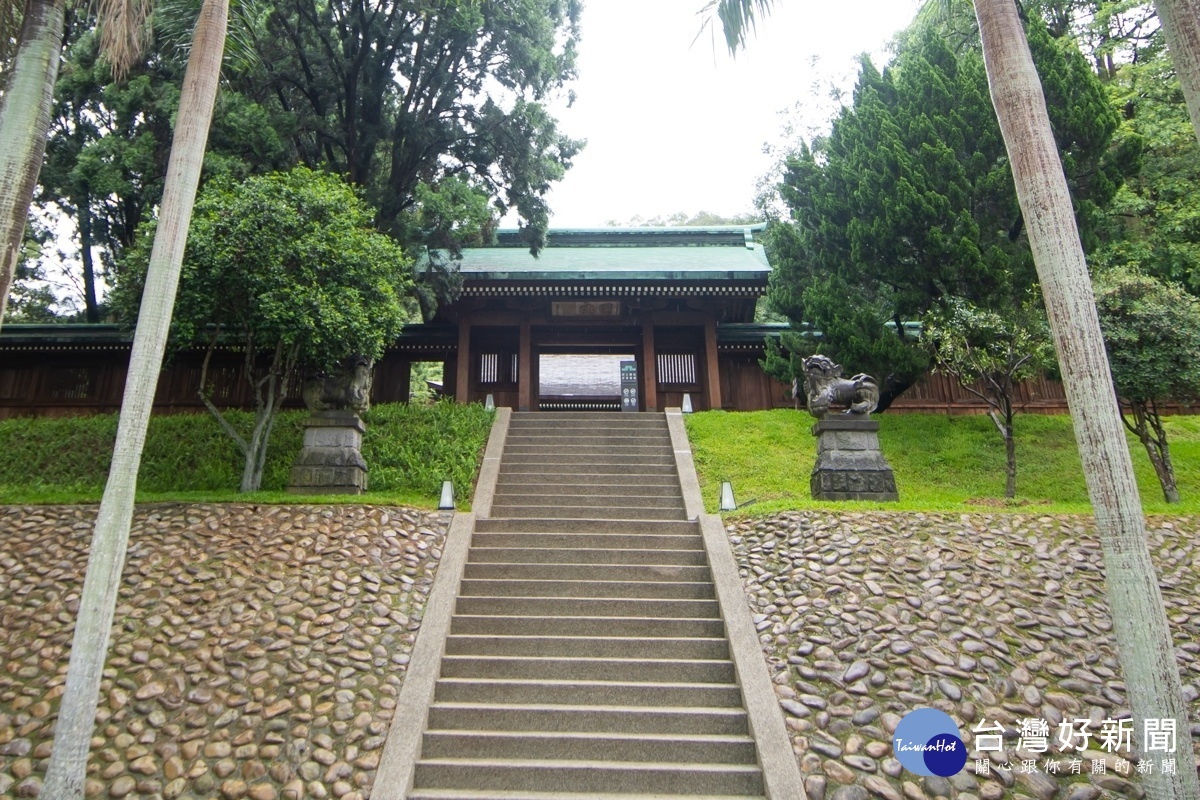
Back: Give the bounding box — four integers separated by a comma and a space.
0, 401, 493, 506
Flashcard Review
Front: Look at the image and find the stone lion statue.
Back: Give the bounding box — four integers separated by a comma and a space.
303, 356, 374, 413
802, 355, 880, 418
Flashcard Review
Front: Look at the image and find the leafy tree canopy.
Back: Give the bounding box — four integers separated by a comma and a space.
1094, 267, 1200, 405
1094, 266, 1200, 502
1095, 41, 1200, 293
764, 20, 1122, 407
112, 167, 418, 492
254, 0, 584, 249
115, 166, 416, 367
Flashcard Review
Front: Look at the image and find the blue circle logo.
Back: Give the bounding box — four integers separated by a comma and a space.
892, 708, 967, 776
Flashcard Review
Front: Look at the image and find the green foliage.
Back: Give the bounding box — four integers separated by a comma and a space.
115, 167, 416, 371
765, 22, 1120, 407
37, 19, 294, 314
1094, 268, 1200, 404
256, 0, 584, 249
0, 402, 493, 505
1096, 46, 1200, 293
922, 298, 1055, 395
362, 401, 495, 503
684, 409, 1200, 515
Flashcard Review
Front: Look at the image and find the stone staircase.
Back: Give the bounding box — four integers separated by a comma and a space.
406, 411, 769, 799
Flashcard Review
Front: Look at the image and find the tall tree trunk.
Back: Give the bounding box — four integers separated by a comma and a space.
1155, 0, 1200, 145
1131, 401, 1181, 504
0, 0, 67, 328
1003, 418, 1016, 499
80, 188, 100, 322
975, 3, 1199, 798
41, 0, 228, 795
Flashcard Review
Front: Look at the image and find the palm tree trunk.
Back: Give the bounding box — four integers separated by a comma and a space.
975, 3, 1199, 798
1155, 0, 1200, 145
41, 0, 229, 795
0, 0, 67, 328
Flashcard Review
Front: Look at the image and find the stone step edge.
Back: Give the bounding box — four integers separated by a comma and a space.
429, 701, 747, 715
439, 654, 734, 665
450, 616, 722, 632
447, 634, 729, 646
455, 595, 717, 609
467, 546, 706, 556
419, 729, 757, 750
435, 677, 738, 692
459, 577, 714, 588
415, 757, 762, 773
409, 790, 761, 800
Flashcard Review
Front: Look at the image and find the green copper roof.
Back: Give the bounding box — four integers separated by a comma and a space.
452, 225, 772, 282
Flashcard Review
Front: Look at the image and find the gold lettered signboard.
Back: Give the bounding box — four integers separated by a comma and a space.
551, 300, 621, 317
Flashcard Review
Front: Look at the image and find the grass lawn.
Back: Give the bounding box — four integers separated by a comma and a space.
0, 401, 494, 509
685, 409, 1200, 516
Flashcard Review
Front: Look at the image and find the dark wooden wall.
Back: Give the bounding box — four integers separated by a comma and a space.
2, 345, 1195, 418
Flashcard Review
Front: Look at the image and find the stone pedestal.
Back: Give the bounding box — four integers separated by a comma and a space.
289, 411, 368, 494
810, 417, 898, 502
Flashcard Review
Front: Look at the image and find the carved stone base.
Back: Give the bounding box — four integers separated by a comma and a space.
810, 417, 898, 502
289, 411, 368, 495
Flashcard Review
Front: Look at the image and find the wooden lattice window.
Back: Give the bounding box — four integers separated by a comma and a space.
46, 367, 93, 400
656, 353, 697, 386
479, 352, 518, 386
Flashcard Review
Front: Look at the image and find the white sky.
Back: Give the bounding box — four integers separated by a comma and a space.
540, 0, 924, 227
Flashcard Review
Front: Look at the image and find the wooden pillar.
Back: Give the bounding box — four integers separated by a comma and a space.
396, 359, 412, 404
455, 322, 471, 404
518, 320, 532, 411
442, 354, 456, 400
641, 320, 657, 412
704, 315, 722, 411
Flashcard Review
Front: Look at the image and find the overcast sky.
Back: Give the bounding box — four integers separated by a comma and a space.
539, 0, 924, 227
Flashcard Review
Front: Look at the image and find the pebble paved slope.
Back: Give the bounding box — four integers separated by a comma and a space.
0, 503, 447, 800
408, 411, 768, 799
730, 511, 1200, 800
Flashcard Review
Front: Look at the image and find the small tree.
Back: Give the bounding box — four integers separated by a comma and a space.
922, 297, 1055, 498
115, 167, 415, 491
1094, 268, 1200, 503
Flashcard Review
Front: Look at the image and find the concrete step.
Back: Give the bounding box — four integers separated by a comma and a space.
490, 493, 685, 510
501, 441, 676, 453
467, 546, 706, 566
444, 635, 729, 660
409, 791, 763, 800
498, 461, 679, 475
418, 729, 758, 765
458, 578, 715, 599
433, 677, 742, 708
486, 504, 688, 521
469, 532, 705, 551
474, 519, 700, 535
502, 446, 674, 459
449, 614, 725, 638
437, 655, 737, 684
453, 596, 720, 619
462, 562, 710, 583
505, 433, 672, 446
510, 412, 667, 426
425, 702, 750, 735
495, 472, 681, 487
412, 758, 764, 795
492, 483, 682, 499
500, 452, 677, 466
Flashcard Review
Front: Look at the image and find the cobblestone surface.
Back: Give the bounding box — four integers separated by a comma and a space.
729, 511, 1200, 800
0, 504, 447, 800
